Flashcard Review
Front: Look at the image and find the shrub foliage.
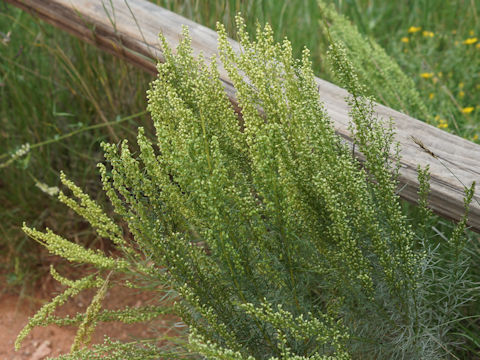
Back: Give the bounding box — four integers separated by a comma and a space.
17, 16, 476, 360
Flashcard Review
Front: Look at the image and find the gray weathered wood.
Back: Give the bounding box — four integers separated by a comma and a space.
6, 0, 480, 232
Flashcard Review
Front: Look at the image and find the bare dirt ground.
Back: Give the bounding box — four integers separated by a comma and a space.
0, 280, 175, 360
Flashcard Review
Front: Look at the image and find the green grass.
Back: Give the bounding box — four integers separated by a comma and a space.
1, 0, 479, 354
0, 6, 153, 291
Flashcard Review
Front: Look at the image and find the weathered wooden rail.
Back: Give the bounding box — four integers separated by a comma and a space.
6, 0, 480, 232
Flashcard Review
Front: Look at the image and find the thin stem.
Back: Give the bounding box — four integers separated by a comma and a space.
0, 110, 147, 161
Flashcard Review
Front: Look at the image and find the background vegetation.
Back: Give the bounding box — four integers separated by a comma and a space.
0, 0, 479, 356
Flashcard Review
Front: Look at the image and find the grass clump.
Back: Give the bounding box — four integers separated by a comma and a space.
16, 16, 478, 359
0, 4, 152, 290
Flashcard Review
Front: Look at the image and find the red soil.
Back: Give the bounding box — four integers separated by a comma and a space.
0, 281, 175, 360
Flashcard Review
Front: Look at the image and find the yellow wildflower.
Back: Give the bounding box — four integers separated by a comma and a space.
401, 37, 409, 43
438, 72, 443, 78
463, 37, 478, 45
420, 72, 434, 79
459, 82, 464, 89
408, 26, 422, 33
461, 107, 475, 114
422, 31, 434, 37
429, 93, 435, 100
459, 90, 465, 98
438, 119, 448, 129
476, 43, 480, 49
473, 134, 479, 141
434, 115, 440, 121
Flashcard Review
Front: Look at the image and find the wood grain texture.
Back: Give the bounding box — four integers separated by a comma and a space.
6, 0, 480, 232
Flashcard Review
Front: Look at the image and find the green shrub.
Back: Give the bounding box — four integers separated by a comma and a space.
317, 0, 430, 121
17, 16, 476, 359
